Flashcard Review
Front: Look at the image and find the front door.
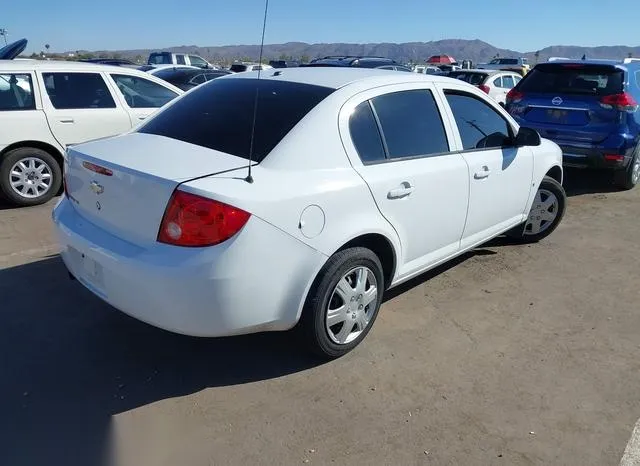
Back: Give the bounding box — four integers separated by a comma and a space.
38, 71, 131, 146
439, 87, 534, 249
340, 85, 470, 280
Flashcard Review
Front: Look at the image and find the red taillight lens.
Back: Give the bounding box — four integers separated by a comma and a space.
506, 89, 524, 104
599, 93, 638, 112
604, 154, 625, 162
157, 190, 251, 247
478, 84, 490, 94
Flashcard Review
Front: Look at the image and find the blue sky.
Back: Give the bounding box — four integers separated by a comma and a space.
4, 0, 639, 54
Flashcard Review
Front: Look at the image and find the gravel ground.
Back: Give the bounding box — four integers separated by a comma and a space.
1, 169, 639, 466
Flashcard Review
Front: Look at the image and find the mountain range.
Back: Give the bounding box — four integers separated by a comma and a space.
82, 39, 640, 65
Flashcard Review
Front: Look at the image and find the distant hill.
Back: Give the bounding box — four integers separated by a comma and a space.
76, 39, 640, 65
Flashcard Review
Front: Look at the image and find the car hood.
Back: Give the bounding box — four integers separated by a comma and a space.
0, 38, 28, 60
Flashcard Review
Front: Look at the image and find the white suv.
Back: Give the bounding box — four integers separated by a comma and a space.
0, 60, 183, 206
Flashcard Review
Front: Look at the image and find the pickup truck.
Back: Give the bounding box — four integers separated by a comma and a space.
477, 57, 530, 76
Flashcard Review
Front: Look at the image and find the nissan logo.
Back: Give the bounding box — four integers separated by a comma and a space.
552, 97, 563, 106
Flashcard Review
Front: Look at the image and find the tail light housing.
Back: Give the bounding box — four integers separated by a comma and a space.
599, 93, 638, 112
478, 84, 490, 94
158, 190, 251, 247
506, 89, 524, 104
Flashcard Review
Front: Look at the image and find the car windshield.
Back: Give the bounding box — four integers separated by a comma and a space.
148, 53, 172, 65
230, 64, 248, 72
448, 72, 487, 85
518, 64, 624, 96
138, 78, 335, 162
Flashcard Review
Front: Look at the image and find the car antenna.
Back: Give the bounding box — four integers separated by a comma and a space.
245, 0, 270, 184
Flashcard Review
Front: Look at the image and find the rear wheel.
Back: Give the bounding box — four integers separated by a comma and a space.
0, 147, 62, 207
300, 247, 384, 359
506, 176, 566, 243
613, 148, 639, 191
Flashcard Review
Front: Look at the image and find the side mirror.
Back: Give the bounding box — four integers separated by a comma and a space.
514, 127, 541, 147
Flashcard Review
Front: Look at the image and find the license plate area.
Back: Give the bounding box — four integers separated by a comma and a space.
67, 246, 105, 289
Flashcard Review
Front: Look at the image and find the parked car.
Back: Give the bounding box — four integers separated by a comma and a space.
478, 57, 530, 76
269, 60, 300, 68
53, 68, 565, 358
505, 58, 640, 189
229, 62, 273, 72
413, 65, 443, 75
153, 67, 231, 91
448, 69, 522, 105
0, 60, 183, 206
304, 56, 412, 72
147, 51, 215, 70
78, 58, 140, 69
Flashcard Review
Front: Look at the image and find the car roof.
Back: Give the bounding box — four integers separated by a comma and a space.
225, 67, 455, 89
541, 59, 636, 70
0, 59, 146, 73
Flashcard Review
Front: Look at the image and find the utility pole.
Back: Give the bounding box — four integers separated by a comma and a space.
0, 29, 8, 46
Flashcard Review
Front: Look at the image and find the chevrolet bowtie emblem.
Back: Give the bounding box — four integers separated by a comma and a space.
90, 181, 104, 195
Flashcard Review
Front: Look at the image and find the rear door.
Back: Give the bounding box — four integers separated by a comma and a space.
437, 84, 534, 247
38, 71, 131, 146
340, 84, 470, 278
107, 73, 180, 125
509, 63, 625, 145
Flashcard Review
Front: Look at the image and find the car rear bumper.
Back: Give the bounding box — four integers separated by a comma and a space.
52, 197, 327, 337
559, 145, 635, 169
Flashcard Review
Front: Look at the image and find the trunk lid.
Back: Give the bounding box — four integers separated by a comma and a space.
65, 133, 249, 246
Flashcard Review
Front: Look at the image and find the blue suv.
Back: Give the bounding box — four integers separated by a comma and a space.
506, 59, 640, 189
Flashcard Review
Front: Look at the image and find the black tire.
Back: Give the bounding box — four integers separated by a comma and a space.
506, 175, 566, 243
0, 147, 62, 207
300, 247, 384, 359
613, 147, 639, 191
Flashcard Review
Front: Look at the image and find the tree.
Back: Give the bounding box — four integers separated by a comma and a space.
300, 55, 310, 64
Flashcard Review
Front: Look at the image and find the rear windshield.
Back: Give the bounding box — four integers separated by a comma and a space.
230, 64, 248, 72
138, 78, 334, 161
448, 72, 487, 85
148, 53, 172, 65
518, 64, 624, 96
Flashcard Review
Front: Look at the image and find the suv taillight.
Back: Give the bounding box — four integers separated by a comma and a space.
157, 190, 251, 247
506, 89, 524, 104
478, 84, 490, 94
599, 93, 638, 112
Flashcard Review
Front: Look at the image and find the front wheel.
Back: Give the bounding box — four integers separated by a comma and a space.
506, 176, 566, 243
0, 147, 62, 207
300, 247, 384, 359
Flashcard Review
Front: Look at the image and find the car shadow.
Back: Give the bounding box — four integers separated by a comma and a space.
0, 256, 323, 466
0, 238, 518, 466
562, 167, 620, 197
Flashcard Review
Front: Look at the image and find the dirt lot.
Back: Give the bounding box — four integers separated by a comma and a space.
1, 169, 639, 466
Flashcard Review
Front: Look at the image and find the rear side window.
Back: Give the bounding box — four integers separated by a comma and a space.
370, 90, 449, 159
445, 92, 511, 150
111, 74, 178, 108
0, 73, 35, 110
518, 64, 624, 96
176, 55, 186, 65
450, 72, 487, 86
349, 101, 386, 163
493, 77, 503, 87
139, 78, 334, 162
502, 75, 515, 88
42, 72, 115, 109
148, 53, 171, 65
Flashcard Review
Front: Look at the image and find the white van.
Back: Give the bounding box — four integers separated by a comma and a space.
0, 60, 183, 206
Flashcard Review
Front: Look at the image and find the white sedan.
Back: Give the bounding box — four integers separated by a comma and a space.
53, 68, 566, 358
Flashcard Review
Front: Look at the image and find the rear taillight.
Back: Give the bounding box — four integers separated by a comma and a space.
599, 93, 638, 112
506, 89, 524, 104
157, 190, 251, 247
478, 84, 490, 94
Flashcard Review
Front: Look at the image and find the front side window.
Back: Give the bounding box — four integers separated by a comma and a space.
111, 74, 178, 108
0, 73, 35, 110
445, 92, 511, 150
349, 101, 386, 164
371, 90, 449, 159
188, 55, 208, 68
42, 72, 115, 109
138, 78, 334, 162
176, 55, 186, 65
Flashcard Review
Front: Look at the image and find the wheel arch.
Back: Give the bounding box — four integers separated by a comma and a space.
334, 233, 398, 290
545, 165, 563, 185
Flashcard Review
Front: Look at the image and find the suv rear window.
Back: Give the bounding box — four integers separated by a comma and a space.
148, 53, 172, 65
449, 72, 488, 86
139, 78, 334, 161
518, 64, 624, 96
